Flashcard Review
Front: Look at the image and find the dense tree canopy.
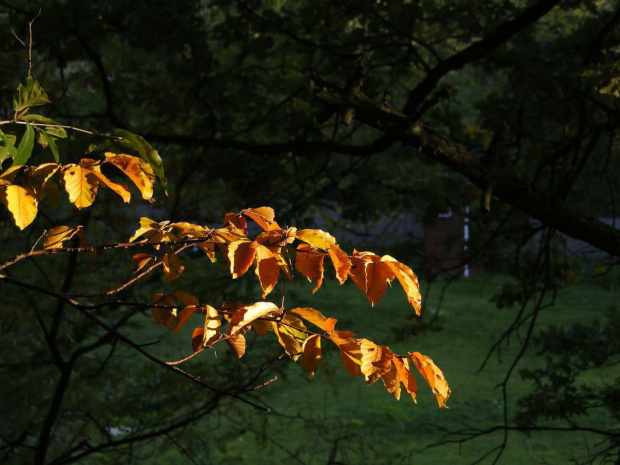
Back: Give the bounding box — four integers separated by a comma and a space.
1, 1, 619, 464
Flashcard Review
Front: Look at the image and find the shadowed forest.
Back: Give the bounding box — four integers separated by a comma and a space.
1, 1, 619, 464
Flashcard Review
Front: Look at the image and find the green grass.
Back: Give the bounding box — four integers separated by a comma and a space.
188, 274, 620, 465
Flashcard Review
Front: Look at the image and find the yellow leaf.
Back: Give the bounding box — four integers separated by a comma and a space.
44, 226, 77, 249
89, 169, 131, 203
301, 334, 322, 380
295, 229, 337, 249
273, 313, 308, 361
203, 305, 221, 346
410, 352, 450, 408
0, 185, 38, 229
62, 165, 98, 209
228, 301, 280, 335
129, 217, 161, 242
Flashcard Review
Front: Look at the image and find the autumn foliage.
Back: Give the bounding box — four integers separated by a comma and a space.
1, 77, 450, 408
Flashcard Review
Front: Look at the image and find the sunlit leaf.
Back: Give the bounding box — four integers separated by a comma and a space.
228, 301, 280, 335
241, 206, 277, 231
301, 334, 322, 380
382, 256, 422, 314
114, 130, 167, 193
104, 153, 155, 201
273, 313, 308, 361
0, 184, 37, 229
360, 339, 393, 385
132, 253, 154, 273
410, 352, 450, 408
295, 244, 325, 293
44, 226, 77, 249
228, 239, 258, 278
255, 244, 280, 297
61, 165, 98, 209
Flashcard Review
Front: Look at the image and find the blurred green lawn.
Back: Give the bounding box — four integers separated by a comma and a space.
181, 274, 618, 465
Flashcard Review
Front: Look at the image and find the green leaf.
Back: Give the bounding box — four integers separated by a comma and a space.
0, 129, 18, 162
115, 129, 168, 193
39, 129, 60, 162
12, 124, 35, 166
21, 114, 67, 138
13, 77, 52, 112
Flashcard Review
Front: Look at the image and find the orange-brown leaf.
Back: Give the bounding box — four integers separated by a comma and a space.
228, 240, 258, 279
289, 307, 331, 332
295, 244, 325, 293
191, 327, 205, 353
393, 355, 418, 403
350, 252, 395, 306
360, 339, 393, 385
172, 290, 199, 307
381, 361, 401, 400
104, 153, 155, 201
44, 226, 76, 249
255, 244, 280, 297
382, 256, 422, 314
132, 253, 154, 273
410, 352, 450, 408
223, 212, 247, 230
163, 250, 184, 282
301, 334, 322, 380
241, 206, 276, 231
225, 334, 246, 358
174, 305, 197, 334
327, 245, 351, 285
153, 294, 177, 328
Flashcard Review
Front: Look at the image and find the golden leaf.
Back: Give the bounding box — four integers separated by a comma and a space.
44, 226, 77, 249
295, 229, 337, 249
289, 307, 331, 331
350, 251, 395, 306
228, 301, 280, 335
273, 313, 308, 361
223, 212, 247, 230
0, 184, 38, 229
360, 339, 393, 385
203, 305, 221, 346
61, 165, 98, 209
89, 169, 131, 203
132, 253, 154, 273
104, 153, 155, 201
301, 334, 322, 380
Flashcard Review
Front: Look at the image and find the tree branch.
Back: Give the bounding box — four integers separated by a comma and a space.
310, 79, 620, 257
